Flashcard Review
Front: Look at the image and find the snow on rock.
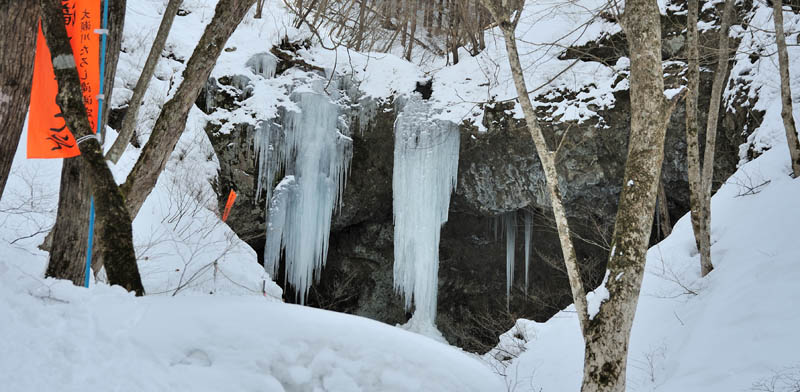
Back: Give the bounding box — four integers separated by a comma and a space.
392, 95, 460, 341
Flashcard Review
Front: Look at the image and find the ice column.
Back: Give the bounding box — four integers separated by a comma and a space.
260, 92, 352, 303
524, 210, 533, 293
392, 95, 460, 339
504, 211, 516, 310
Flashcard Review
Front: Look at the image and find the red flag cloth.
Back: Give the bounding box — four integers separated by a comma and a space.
222, 190, 237, 222
27, 0, 100, 159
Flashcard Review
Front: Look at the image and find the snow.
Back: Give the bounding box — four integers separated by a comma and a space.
4, 0, 800, 389
489, 3, 800, 390
0, 6, 501, 386
0, 253, 502, 391
392, 95, 460, 341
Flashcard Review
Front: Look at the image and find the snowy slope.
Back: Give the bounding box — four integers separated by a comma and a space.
0, 251, 502, 391
491, 3, 800, 390
492, 143, 800, 391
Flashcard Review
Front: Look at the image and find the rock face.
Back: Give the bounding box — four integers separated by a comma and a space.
204, 3, 762, 352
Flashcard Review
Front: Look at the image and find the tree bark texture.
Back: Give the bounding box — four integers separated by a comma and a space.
698, 0, 735, 277
120, 0, 256, 219
581, 0, 671, 389
47, 0, 127, 282
99, 0, 126, 135
772, 0, 800, 177
0, 0, 39, 200
107, 0, 180, 163
39, 0, 144, 295
45, 158, 91, 285
684, 0, 705, 264
478, 0, 590, 335
657, 178, 671, 238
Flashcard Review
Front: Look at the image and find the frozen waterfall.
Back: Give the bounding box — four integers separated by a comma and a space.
504, 211, 516, 311
258, 91, 352, 304
524, 210, 533, 293
392, 95, 460, 339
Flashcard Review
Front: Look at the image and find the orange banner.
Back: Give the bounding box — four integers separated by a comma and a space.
27, 0, 100, 159
222, 190, 238, 222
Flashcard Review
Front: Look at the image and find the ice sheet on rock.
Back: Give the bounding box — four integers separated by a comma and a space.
392, 94, 460, 339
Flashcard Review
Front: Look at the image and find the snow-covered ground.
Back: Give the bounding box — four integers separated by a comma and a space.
2, 0, 799, 390
490, 3, 800, 390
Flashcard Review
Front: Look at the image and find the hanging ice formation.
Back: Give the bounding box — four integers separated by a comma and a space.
393, 94, 460, 339
524, 210, 533, 293
246, 52, 278, 79
503, 211, 516, 310
258, 90, 353, 304
499, 210, 533, 309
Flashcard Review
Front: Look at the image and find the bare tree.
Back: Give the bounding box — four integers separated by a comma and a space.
46, 0, 127, 283
120, 0, 256, 218
772, 0, 800, 177
699, 0, 736, 276
0, 1, 39, 200
684, 0, 704, 262
685, 0, 736, 277
106, 0, 182, 163
581, 0, 680, 386
477, 0, 590, 335
480, 0, 679, 389
39, 0, 144, 295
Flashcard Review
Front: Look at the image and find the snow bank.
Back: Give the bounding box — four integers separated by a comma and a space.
490, 3, 800, 389
0, 251, 502, 391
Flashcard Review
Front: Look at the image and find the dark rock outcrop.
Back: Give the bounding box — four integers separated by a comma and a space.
203, 1, 762, 352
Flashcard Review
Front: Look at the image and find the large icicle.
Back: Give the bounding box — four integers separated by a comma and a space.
263, 175, 295, 279
524, 210, 533, 293
393, 95, 460, 340
504, 211, 516, 310
261, 91, 352, 304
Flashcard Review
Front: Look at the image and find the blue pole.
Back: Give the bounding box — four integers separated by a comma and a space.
86, 0, 110, 288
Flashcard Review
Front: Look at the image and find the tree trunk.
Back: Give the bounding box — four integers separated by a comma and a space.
255, 0, 264, 18
698, 0, 735, 277
0, 0, 39, 200
772, 0, 800, 177
404, 0, 417, 60
45, 158, 91, 285
107, 0, 180, 163
580, 0, 672, 388
47, 0, 127, 281
39, 0, 144, 295
657, 178, 671, 238
120, 0, 256, 219
100, 0, 126, 136
478, 0, 590, 335
684, 0, 707, 273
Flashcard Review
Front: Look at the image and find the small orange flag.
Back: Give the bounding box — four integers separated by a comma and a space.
222, 190, 237, 222
27, 0, 100, 159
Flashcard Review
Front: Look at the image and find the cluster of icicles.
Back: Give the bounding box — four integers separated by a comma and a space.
253, 60, 532, 337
